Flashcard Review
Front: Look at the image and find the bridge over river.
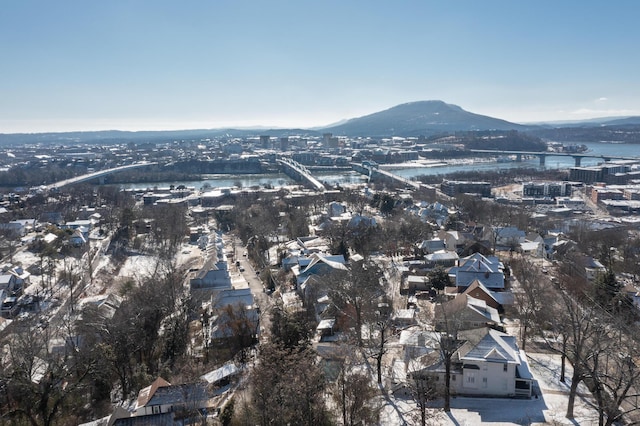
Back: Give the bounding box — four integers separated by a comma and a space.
276, 158, 326, 192
469, 149, 640, 167
277, 157, 437, 194
351, 162, 437, 195
46, 162, 157, 190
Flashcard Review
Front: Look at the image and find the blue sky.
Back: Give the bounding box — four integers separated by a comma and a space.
2, 1, 640, 133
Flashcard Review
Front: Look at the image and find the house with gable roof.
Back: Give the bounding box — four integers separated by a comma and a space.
455, 327, 532, 397
190, 259, 231, 290
416, 238, 446, 255
292, 253, 347, 287
133, 377, 210, 418
424, 250, 459, 268
580, 256, 607, 281
207, 287, 259, 343
416, 201, 449, 226
441, 230, 467, 253
434, 294, 502, 332
488, 226, 526, 251
462, 279, 514, 312
411, 327, 533, 398
0, 219, 37, 237
70, 228, 88, 247
451, 253, 505, 291
190, 237, 232, 291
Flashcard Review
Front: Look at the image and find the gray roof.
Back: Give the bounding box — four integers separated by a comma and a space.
458, 328, 518, 364
146, 383, 208, 407
417, 239, 446, 252
113, 413, 176, 426
454, 253, 504, 289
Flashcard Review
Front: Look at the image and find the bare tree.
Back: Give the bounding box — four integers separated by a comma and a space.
367, 299, 392, 384
217, 302, 259, 364
582, 315, 640, 426
332, 368, 380, 426
432, 303, 465, 412
545, 288, 608, 420
511, 257, 549, 351
248, 343, 330, 426
2, 324, 95, 426
0, 227, 20, 263
146, 204, 189, 260
327, 259, 384, 347
406, 354, 441, 426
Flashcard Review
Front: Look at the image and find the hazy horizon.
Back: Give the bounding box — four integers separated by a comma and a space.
3, 1, 640, 133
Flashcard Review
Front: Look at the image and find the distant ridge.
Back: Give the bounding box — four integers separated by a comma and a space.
320, 100, 533, 137
5, 100, 640, 145
0, 128, 321, 146
531, 116, 640, 127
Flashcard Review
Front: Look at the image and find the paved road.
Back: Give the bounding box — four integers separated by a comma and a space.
233, 238, 272, 340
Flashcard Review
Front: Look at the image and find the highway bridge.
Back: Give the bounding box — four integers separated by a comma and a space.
468, 149, 640, 166
276, 158, 325, 192
46, 162, 157, 190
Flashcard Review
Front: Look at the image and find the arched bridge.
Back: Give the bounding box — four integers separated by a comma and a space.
468, 149, 640, 167
276, 158, 325, 192
351, 162, 436, 194
46, 162, 158, 190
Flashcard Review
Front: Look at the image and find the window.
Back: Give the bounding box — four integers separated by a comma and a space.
503, 364, 508, 372
452, 375, 456, 381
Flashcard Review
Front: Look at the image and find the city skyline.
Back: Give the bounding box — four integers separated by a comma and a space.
2, 1, 640, 133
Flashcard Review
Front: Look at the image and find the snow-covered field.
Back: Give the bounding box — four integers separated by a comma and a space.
380, 351, 599, 425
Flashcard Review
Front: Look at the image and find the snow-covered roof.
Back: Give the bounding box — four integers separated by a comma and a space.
458, 328, 519, 365
300, 253, 348, 274
200, 363, 239, 384
317, 318, 336, 330
520, 241, 540, 252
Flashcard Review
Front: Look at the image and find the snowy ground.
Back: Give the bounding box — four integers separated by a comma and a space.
380, 351, 599, 425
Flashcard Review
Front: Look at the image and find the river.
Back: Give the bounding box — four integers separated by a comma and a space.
119, 141, 639, 191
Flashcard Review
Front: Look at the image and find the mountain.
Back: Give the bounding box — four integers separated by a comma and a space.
320, 100, 533, 137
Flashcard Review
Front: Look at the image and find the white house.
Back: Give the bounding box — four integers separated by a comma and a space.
441, 231, 467, 253
416, 238, 446, 255
490, 226, 526, 249
424, 250, 459, 268
411, 327, 533, 398
581, 256, 607, 281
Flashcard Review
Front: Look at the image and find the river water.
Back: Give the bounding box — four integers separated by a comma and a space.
120, 141, 639, 191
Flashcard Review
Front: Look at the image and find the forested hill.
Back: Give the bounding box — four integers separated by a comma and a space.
530, 124, 640, 144
458, 131, 547, 152
321, 100, 535, 137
